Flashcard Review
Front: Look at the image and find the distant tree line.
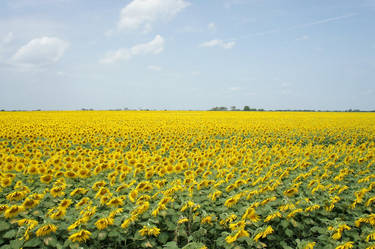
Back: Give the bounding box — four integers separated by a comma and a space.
209, 106, 264, 111
1, 108, 375, 112
208, 106, 375, 112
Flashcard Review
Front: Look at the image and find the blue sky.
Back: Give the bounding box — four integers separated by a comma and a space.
0, 0, 374, 110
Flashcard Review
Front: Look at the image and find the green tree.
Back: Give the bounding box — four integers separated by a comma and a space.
243, 106, 250, 111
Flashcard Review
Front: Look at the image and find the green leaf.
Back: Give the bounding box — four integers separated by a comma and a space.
10, 239, 23, 249
23, 238, 42, 247
285, 229, 294, 237
182, 242, 205, 249
3, 230, 17, 239
280, 241, 293, 249
165, 220, 177, 231
158, 232, 170, 244
43, 236, 58, 247
108, 229, 119, 238
163, 241, 179, 249
0, 221, 10, 232
98, 231, 107, 241
280, 219, 289, 229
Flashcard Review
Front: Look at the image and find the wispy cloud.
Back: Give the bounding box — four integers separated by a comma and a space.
200, 39, 235, 49
237, 13, 358, 39
296, 35, 309, 41
208, 22, 216, 32
100, 35, 164, 64
147, 65, 162, 71
289, 13, 358, 29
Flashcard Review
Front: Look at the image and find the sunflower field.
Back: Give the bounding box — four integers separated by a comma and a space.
0, 111, 375, 249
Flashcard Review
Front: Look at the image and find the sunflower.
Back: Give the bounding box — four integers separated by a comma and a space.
1, 177, 12, 187
201, 216, 213, 224
50, 186, 65, 198
59, 199, 72, 209
70, 188, 88, 197
128, 189, 138, 203
0, 205, 8, 213
68, 229, 91, 243
225, 229, 249, 243
36, 224, 58, 237
121, 217, 134, 229
178, 218, 189, 224
22, 198, 40, 209
95, 217, 114, 230
4, 205, 24, 218
6, 191, 26, 201
50, 208, 66, 220
242, 207, 259, 222
138, 225, 160, 237
40, 174, 53, 184
106, 197, 123, 207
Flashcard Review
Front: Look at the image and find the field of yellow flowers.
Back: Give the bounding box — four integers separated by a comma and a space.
0, 111, 375, 249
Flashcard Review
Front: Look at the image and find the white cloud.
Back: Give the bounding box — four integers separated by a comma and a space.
2, 32, 14, 44
224, 0, 249, 8
296, 35, 309, 41
200, 39, 235, 49
229, 86, 241, 91
148, 65, 162, 71
100, 35, 165, 64
208, 22, 216, 31
281, 82, 292, 88
11, 37, 69, 67
117, 0, 190, 32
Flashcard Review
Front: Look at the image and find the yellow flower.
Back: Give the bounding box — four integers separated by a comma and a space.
69, 229, 91, 243
178, 218, 189, 224
1, 177, 12, 187
4, 205, 24, 218
128, 189, 138, 203
138, 225, 160, 237
287, 208, 303, 219
70, 188, 87, 197
22, 198, 40, 210
50, 208, 66, 220
0, 205, 8, 214
149, 227, 160, 236
36, 224, 57, 237
264, 211, 282, 222
254, 226, 273, 242
332, 232, 342, 240
201, 216, 213, 224
67, 217, 89, 231
242, 207, 259, 222
95, 217, 114, 230
335, 241, 353, 249
209, 190, 222, 201
226, 229, 249, 244
59, 199, 72, 209
6, 191, 26, 201
40, 174, 53, 184
109, 208, 123, 218
107, 197, 124, 207
366, 232, 375, 242
304, 242, 316, 249
181, 201, 199, 212
284, 187, 298, 197
50, 186, 65, 198
224, 194, 241, 208
121, 217, 134, 229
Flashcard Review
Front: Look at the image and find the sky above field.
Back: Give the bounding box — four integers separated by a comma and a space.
0, 0, 374, 111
